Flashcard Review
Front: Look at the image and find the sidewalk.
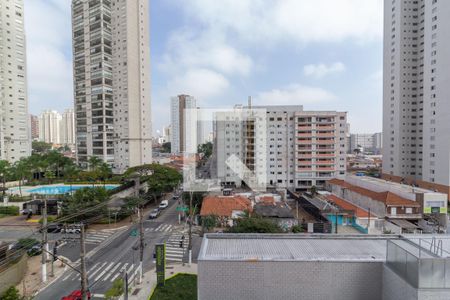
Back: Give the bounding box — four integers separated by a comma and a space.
131, 263, 198, 300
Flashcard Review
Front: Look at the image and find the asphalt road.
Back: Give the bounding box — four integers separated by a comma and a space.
35, 199, 202, 300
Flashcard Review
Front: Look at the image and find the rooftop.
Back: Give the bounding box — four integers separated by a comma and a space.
199, 234, 390, 262
325, 194, 376, 218
328, 179, 420, 207
200, 195, 252, 217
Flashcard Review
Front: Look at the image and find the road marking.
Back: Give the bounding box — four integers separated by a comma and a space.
126, 264, 135, 274
103, 262, 122, 281
62, 271, 75, 281
88, 262, 108, 279
155, 224, 163, 231
95, 262, 115, 281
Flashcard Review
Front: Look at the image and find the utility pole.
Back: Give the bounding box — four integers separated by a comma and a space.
41, 196, 48, 283
123, 269, 129, 300
296, 200, 299, 220
188, 191, 193, 266
138, 207, 144, 284
80, 224, 88, 300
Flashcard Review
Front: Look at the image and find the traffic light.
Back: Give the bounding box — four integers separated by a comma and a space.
53, 246, 58, 262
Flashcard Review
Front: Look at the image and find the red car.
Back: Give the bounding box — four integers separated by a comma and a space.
61, 290, 91, 300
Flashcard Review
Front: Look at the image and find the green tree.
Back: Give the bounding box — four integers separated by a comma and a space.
0, 286, 24, 300
62, 187, 109, 219
105, 278, 124, 299
202, 215, 217, 232
0, 160, 11, 200
32, 140, 52, 154
44, 170, 56, 184
98, 162, 112, 186
12, 158, 31, 197
88, 156, 103, 171
291, 225, 304, 233
197, 142, 213, 158
161, 142, 171, 153
227, 217, 282, 233
310, 185, 317, 197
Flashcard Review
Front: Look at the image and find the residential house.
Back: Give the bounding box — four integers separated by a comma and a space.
200, 195, 253, 227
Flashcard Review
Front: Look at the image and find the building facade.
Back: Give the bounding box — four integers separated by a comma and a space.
382, 0, 450, 196
71, 0, 152, 173
38, 110, 61, 144
170, 94, 197, 154
0, 0, 31, 162
30, 115, 39, 140
60, 109, 75, 145
349, 133, 383, 154
214, 105, 348, 191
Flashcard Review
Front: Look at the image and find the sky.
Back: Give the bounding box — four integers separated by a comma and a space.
24, 0, 384, 135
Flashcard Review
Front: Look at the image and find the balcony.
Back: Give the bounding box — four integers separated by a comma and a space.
298, 154, 313, 158
297, 139, 313, 144
316, 160, 335, 165
316, 167, 335, 171
298, 126, 312, 130
316, 125, 335, 130
315, 140, 335, 145
297, 133, 312, 138
316, 153, 336, 158
386, 213, 422, 220
316, 133, 335, 138
297, 161, 312, 166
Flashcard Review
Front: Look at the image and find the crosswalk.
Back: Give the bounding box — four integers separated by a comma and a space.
84, 229, 117, 245
165, 233, 187, 262
145, 224, 173, 233
61, 261, 140, 283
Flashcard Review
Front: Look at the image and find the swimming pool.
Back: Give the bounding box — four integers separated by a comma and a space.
27, 184, 119, 195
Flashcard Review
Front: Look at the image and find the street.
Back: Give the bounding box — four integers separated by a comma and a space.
34, 199, 202, 299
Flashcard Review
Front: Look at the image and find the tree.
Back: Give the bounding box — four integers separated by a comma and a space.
310, 185, 317, 197
202, 215, 217, 232
98, 162, 112, 185
0, 160, 11, 200
62, 187, 109, 219
197, 142, 213, 158
12, 158, 31, 197
105, 278, 124, 300
227, 217, 282, 233
291, 225, 304, 233
32, 141, 52, 154
88, 156, 103, 171
161, 142, 171, 153
0, 286, 24, 300
44, 170, 56, 184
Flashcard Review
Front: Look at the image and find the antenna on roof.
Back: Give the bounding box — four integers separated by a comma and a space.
248, 96, 252, 109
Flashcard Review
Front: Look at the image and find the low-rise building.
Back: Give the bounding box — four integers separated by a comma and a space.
198, 234, 450, 300
253, 204, 296, 230
200, 195, 253, 227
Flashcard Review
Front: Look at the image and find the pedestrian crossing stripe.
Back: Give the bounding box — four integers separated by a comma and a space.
61, 261, 137, 283
145, 224, 173, 232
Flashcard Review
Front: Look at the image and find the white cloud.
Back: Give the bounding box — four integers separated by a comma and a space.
303, 62, 346, 79
166, 69, 230, 102
24, 0, 73, 113
161, 29, 253, 76
173, 0, 383, 45
255, 84, 337, 106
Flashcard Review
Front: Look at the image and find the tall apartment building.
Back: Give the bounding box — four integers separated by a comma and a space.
71, 0, 152, 173
349, 133, 383, 154
215, 105, 348, 191
39, 110, 61, 144
0, 0, 30, 162
382, 0, 450, 196
60, 109, 75, 145
30, 114, 39, 140
170, 95, 197, 154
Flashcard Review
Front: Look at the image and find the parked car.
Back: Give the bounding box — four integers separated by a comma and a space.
61, 225, 82, 234
159, 200, 169, 209
148, 209, 160, 219
39, 223, 63, 233
61, 290, 91, 300
172, 195, 179, 200
27, 244, 42, 257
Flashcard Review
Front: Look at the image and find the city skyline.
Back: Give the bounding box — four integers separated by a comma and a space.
24, 0, 384, 135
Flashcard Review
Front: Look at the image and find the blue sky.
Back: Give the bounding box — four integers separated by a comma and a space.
25, 0, 383, 135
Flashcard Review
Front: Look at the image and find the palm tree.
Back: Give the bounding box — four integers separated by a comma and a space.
0, 160, 11, 200
98, 162, 112, 187
88, 156, 103, 172
64, 165, 80, 195
12, 158, 31, 197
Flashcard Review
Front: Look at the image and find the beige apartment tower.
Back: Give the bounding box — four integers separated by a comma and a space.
71, 0, 152, 173
382, 0, 450, 197
0, 0, 31, 162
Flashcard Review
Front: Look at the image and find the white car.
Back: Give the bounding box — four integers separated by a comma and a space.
159, 200, 169, 209
61, 226, 81, 234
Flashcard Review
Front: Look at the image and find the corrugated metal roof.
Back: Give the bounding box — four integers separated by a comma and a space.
199, 234, 388, 262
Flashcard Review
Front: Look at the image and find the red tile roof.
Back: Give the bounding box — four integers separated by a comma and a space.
326, 194, 375, 218
328, 179, 420, 207
200, 195, 253, 217
258, 196, 275, 206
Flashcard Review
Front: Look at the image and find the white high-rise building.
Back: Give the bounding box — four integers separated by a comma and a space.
39, 110, 61, 144
0, 0, 31, 162
170, 95, 197, 154
382, 0, 450, 196
214, 105, 348, 190
349, 133, 383, 154
71, 0, 152, 173
60, 109, 75, 145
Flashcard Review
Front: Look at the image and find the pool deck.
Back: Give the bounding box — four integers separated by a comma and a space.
7, 183, 119, 196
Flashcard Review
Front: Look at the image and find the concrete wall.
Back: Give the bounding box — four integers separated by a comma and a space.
0, 254, 27, 294
199, 260, 383, 300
